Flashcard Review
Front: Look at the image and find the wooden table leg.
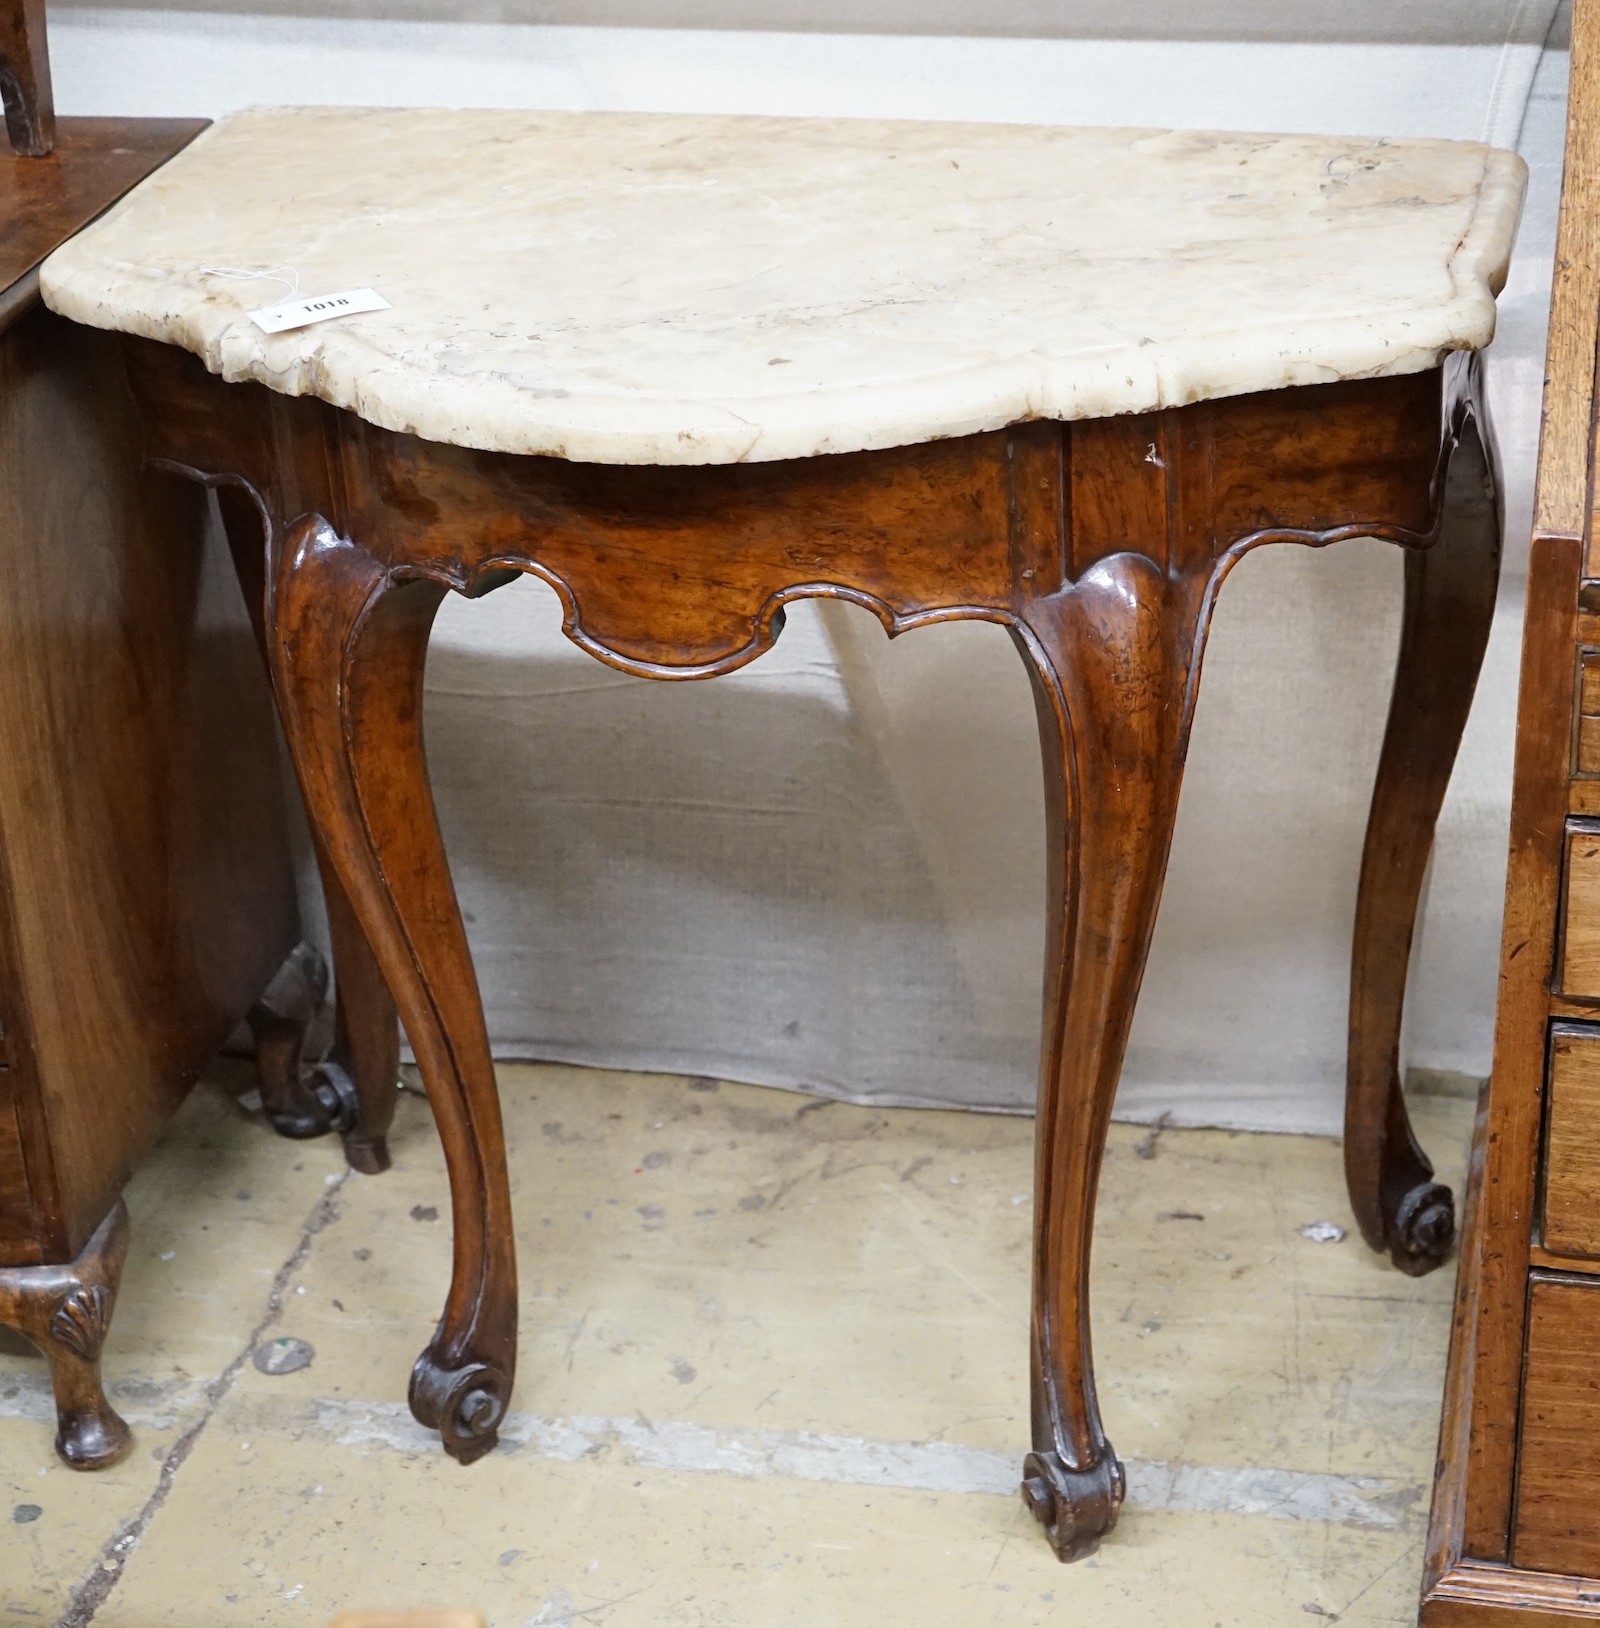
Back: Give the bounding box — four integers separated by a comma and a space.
0, 1200, 132, 1469
219, 484, 402, 1174
247, 939, 337, 1137
1346, 392, 1503, 1276
321, 870, 403, 1176
1011, 550, 1213, 1560
267, 515, 516, 1465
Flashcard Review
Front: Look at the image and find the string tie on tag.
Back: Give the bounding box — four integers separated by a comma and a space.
197, 264, 301, 298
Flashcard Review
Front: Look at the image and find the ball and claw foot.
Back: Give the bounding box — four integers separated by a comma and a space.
1388, 1179, 1455, 1277
408, 1348, 509, 1467
1020, 1448, 1126, 1561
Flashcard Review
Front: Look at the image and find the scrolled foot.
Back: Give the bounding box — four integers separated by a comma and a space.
308, 1060, 361, 1136
1388, 1179, 1455, 1277
1020, 1448, 1126, 1561
409, 1347, 509, 1466
262, 1063, 359, 1140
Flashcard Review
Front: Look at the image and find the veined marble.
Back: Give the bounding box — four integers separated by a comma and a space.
40, 107, 1526, 466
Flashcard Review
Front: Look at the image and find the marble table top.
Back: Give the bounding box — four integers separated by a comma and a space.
41, 107, 1525, 466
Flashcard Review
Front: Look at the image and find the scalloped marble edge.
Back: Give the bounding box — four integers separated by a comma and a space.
40, 117, 1527, 467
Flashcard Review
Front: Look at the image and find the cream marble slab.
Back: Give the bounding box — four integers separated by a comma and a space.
40, 107, 1526, 465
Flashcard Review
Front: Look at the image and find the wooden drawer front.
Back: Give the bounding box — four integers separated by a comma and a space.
1560, 823, 1600, 996
1514, 1275, 1600, 1574
1580, 652, 1600, 774
1544, 1025, 1600, 1257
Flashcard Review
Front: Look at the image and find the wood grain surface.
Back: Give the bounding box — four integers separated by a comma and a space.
1560, 825, 1600, 997
1513, 1274, 1600, 1574
0, 305, 299, 1261
1542, 1026, 1600, 1258
1544, 0, 1600, 558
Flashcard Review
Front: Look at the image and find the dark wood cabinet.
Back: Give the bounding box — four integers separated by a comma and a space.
0, 116, 309, 1468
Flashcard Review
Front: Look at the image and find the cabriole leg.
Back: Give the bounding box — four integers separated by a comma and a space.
1345, 406, 1501, 1276
1011, 552, 1209, 1561
266, 516, 515, 1464
0, 1200, 132, 1469
219, 484, 402, 1174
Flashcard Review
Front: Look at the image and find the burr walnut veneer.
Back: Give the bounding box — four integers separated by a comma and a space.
41, 105, 1524, 1560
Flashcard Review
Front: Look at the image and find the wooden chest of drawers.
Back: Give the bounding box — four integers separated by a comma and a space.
0, 117, 301, 1267
0, 113, 308, 1469
1424, 4, 1600, 1613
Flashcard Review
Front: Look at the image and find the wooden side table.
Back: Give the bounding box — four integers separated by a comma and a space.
42, 106, 1525, 1558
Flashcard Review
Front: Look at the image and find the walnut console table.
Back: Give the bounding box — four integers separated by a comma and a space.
41, 107, 1524, 1560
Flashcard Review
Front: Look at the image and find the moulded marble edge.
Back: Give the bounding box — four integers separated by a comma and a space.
39, 127, 1528, 468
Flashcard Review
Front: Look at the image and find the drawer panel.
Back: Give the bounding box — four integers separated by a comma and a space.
1581, 714, 1600, 777
1514, 1275, 1600, 1574
1559, 823, 1600, 996
1544, 1025, 1600, 1257
1580, 653, 1600, 775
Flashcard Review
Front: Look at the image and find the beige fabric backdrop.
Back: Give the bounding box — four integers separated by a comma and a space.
51, 0, 1566, 1131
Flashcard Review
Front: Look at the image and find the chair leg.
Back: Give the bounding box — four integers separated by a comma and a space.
1345, 409, 1502, 1276
266, 515, 515, 1465
0, 1201, 131, 1469
219, 484, 402, 1175
1010, 552, 1210, 1561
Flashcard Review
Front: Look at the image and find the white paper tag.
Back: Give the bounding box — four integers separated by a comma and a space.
248, 287, 391, 334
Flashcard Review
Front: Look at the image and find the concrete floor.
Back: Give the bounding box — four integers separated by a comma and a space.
1, 1063, 1472, 1627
